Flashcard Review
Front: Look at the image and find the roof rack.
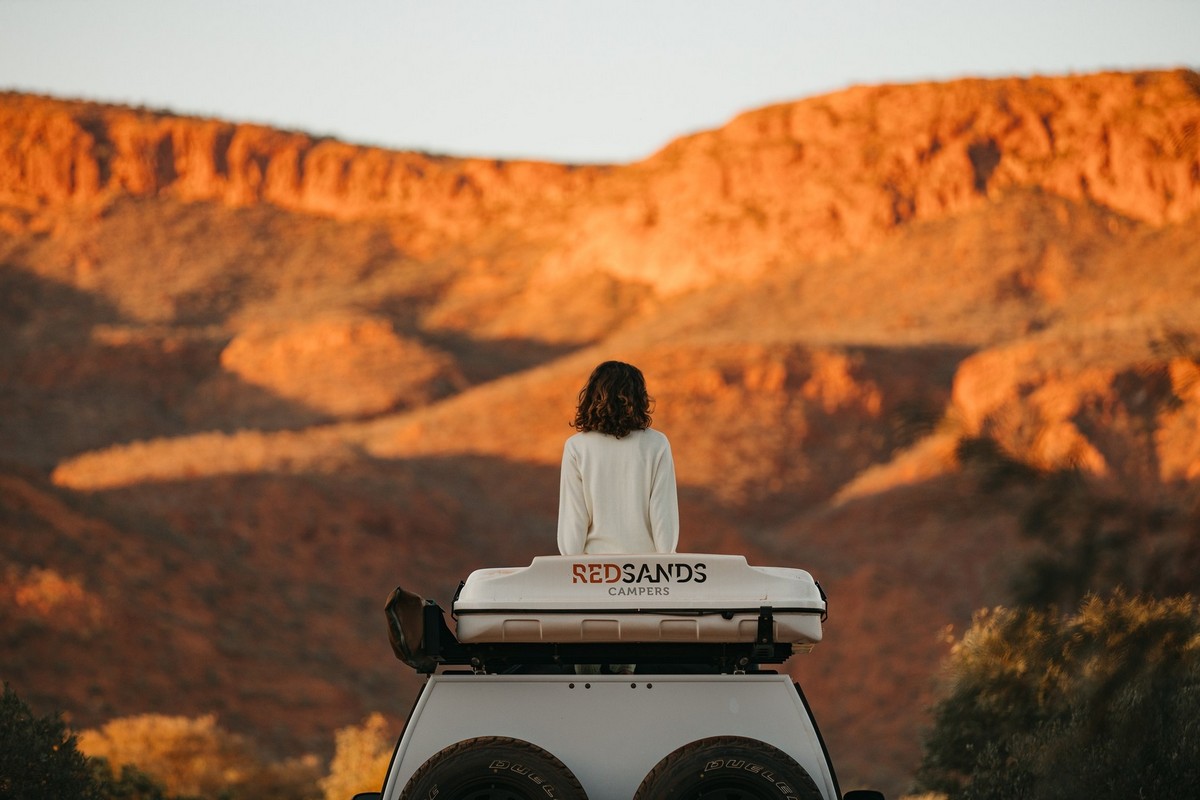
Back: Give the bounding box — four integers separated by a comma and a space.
386, 588, 802, 675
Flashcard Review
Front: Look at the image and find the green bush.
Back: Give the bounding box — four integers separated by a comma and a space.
0, 684, 322, 800
0, 683, 199, 800
914, 594, 1200, 799
90, 758, 173, 800
0, 682, 98, 799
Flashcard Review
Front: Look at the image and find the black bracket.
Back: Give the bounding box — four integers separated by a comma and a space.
753, 606, 776, 659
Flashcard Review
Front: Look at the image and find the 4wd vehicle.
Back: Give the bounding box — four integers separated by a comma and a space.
354, 554, 886, 800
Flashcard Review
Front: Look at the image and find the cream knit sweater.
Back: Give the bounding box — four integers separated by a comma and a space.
557, 428, 680, 555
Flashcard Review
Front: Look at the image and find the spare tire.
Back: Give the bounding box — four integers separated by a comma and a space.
401, 736, 588, 800
633, 735, 823, 800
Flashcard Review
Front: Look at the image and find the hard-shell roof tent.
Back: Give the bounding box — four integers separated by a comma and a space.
387, 553, 827, 674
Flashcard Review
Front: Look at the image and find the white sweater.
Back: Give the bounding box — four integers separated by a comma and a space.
557, 428, 680, 555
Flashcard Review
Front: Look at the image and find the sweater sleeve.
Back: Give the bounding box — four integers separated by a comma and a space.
649, 437, 680, 554
557, 440, 588, 555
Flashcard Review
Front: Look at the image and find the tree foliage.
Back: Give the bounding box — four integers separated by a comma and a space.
0, 682, 98, 799
79, 713, 256, 799
78, 713, 320, 800
89, 758, 173, 800
0, 682, 187, 799
318, 714, 394, 800
914, 593, 1200, 799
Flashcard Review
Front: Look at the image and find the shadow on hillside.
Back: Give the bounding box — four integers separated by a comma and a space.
424, 331, 582, 386
1, 266, 599, 470
665, 339, 976, 526
0, 267, 337, 467
0, 262, 123, 350
848, 339, 975, 447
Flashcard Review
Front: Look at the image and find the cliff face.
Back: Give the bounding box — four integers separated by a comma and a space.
4, 70, 1198, 291
0, 92, 603, 255
587, 70, 1200, 291
2, 71, 1199, 797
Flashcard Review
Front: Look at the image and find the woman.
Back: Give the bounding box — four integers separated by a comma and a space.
557, 361, 679, 556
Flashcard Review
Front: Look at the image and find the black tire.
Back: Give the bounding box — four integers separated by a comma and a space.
633, 735, 823, 800
400, 736, 588, 800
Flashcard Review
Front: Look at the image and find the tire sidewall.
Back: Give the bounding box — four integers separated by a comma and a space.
401, 736, 585, 800
635, 735, 823, 800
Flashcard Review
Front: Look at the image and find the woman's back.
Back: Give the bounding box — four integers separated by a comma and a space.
557, 428, 679, 555
556, 361, 680, 557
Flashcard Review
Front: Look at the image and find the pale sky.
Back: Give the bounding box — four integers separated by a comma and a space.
1, 0, 1197, 164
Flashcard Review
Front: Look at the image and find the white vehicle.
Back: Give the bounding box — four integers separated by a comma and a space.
354, 554, 886, 800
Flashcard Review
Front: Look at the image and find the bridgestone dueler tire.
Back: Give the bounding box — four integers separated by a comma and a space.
633, 735, 823, 800
400, 736, 588, 800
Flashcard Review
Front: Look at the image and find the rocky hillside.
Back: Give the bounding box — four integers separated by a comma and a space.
2, 69, 1198, 795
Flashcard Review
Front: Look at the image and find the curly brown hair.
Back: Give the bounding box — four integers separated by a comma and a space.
571, 361, 654, 439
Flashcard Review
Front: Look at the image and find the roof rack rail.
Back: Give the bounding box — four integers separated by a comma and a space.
386, 588, 798, 675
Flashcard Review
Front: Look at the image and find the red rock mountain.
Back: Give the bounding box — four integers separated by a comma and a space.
2, 70, 1198, 795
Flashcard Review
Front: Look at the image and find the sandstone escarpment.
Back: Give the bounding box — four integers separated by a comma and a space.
950, 328, 1200, 483
4, 70, 1198, 294
553, 70, 1200, 291
0, 91, 604, 240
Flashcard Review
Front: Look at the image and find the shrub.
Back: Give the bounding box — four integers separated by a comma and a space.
0, 686, 321, 800
318, 714, 394, 800
78, 713, 322, 800
239, 755, 321, 800
0, 682, 98, 799
78, 714, 257, 799
90, 758, 173, 800
914, 593, 1200, 799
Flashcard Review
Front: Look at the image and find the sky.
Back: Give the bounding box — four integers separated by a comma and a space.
1, 0, 1198, 164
